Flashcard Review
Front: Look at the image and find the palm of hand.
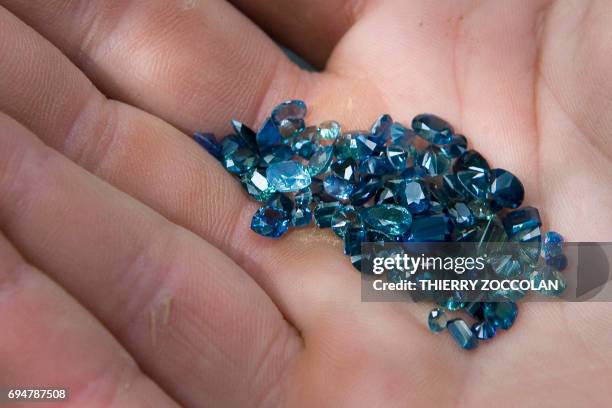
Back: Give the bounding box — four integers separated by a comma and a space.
0, 0, 611, 407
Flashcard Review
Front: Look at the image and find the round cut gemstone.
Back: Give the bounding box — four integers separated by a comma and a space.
317, 120, 342, 141
363, 205, 413, 237
267, 161, 312, 192
398, 180, 429, 214
251, 206, 289, 238
471, 321, 496, 340
489, 168, 525, 209
447, 319, 478, 350
271, 100, 307, 137
428, 308, 448, 333
484, 302, 518, 330
412, 113, 454, 145
308, 145, 334, 176
331, 205, 363, 238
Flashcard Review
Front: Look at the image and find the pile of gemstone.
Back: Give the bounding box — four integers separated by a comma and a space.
193, 100, 568, 350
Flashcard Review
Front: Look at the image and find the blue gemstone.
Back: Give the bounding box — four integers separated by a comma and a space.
241, 168, 274, 202
295, 188, 313, 207
251, 206, 289, 238
488, 254, 522, 278
375, 187, 397, 205
447, 319, 478, 350
256, 118, 283, 149
464, 301, 485, 319
231, 120, 258, 151
412, 114, 454, 145
409, 214, 453, 242
193, 132, 222, 161
354, 133, 379, 160
390, 123, 417, 147
335, 132, 361, 160
370, 114, 393, 145
343, 227, 366, 255
398, 180, 429, 214
457, 170, 490, 201
259, 145, 294, 167
267, 161, 311, 192
400, 166, 428, 181
545, 254, 568, 271
471, 321, 496, 340
291, 206, 312, 227
363, 205, 413, 237
362, 156, 392, 176
308, 145, 334, 176
503, 206, 541, 236
271, 100, 307, 137
448, 202, 475, 227
317, 120, 341, 141
351, 177, 382, 206
386, 145, 408, 171
453, 150, 490, 173
543, 231, 564, 257
489, 168, 525, 209
221, 135, 259, 175
428, 308, 448, 333
267, 193, 294, 213
314, 202, 342, 228
440, 134, 468, 159
331, 205, 363, 238
323, 174, 354, 201
421, 146, 451, 176
311, 178, 336, 203
511, 226, 542, 265
332, 158, 357, 182
484, 302, 518, 330
291, 126, 316, 159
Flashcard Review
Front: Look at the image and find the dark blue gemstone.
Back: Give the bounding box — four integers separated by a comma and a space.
343, 227, 366, 255
545, 253, 568, 271
363, 205, 413, 237
259, 145, 294, 167
412, 114, 454, 145
267, 193, 294, 214
354, 133, 379, 160
291, 206, 312, 227
409, 214, 453, 242
464, 301, 485, 319
440, 134, 468, 158
400, 166, 428, 181
484, 302, 518, 330
447, 319, 478, 350
311, 177, 337, 203
489, 168, 525, 209
457, 170, 490, 201
503, 206, 541, 236
398, 180, 429, 214
332, 158, 357, 182
331, 205, 363, 238
295, 188, 312, 207
256, 118, 283, 149
370, 114, 393, 145
421, 146, 451, 176
448, 202, 475, 227
390, 123, 417, 147
453, 150, 490, 173
231, 120, 258, 151
271, 100, 307, 137
193, 132, 222, 161
314, 201, 342, 228
471, 321, 496, 340
324, 174, 354, 201
366, 229, 396, 243
351, 177, 382, 206
267, 161, 311, 192
543, 231, 564, 257
386, 145, 408, 171
375, 187, 397, 205
221, 135, 259, 175
362, 156, 392, 175
251, 206, 289, 238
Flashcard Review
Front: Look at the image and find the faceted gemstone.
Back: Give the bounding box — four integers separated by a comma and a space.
400, 166, 428, 181
317, 120, 342, 141
471, 321, 496, 340
259, 145, 294, 167
267, 161, 311, 192
331, 205, 363, 238
311, 178, 336, 203
332, 159, 357, 182
375, 187, 397, 205
295, 188, 313, 207
241, 168, 275, 202
351, 177, 382, 206
291, 206, 312, 227
343, 227, 366, 256
412, 114, 454, 145
314, 201, 342, 228
444, 296, 466, 312
447, 319, 478, 350
256, 118, 283, 149
428, 308, 448, 333
271, 100, 307, 137
386, 145, 408, 170
251, 205, 289, 238
335, 132, 363, 160
354, 133, 379, 160
545, 254, 568, 271
267, 193, 294, 214
221, 135, 259, 175
464, 301, 485, 320
324, 174, 354, 201
468, 200, 495, 221
363, 205, 413, 237
489, 168, 525, 209
409, 214, 453, 242
484, 302, 518, 330
543, 231, 564, 257
457, 170, 489, 201
440, 134, 468, 159
362, 156, 391, 175
448, 202, 474, 227
488, 254, 522, 278
530, 265, 566, 297
231, 120, 258, 151
421, 146, 451, 176
193, 132, 222, 161
503, 206, 541, 236
291, 126, 316, 159
351, 253, 365, 272
454, 226, 480, 242
366, 229, 396, 243
511, 226, 542, 266
370, 114, 393, 145
476, 216, 508, 256
453, 150, 490, 173
307, 145, 334, 176
398, 180, 429, 214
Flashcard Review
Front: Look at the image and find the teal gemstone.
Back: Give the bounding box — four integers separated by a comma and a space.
476, 216, 508, 256
295, 188, 313, 207
267, 161, 311, 192
510, 226, 541, 265
453, 150, 490, 173
331, 205, 363, 238
335, 132, 361, 160
398, 180, 429, 214
260, 145, 294, 167
221, 135, 259, 175
343, 227, 366, 255
488, 254, 522, 278
386, 145, 408, 170
390, 123, 416, 147
412, 114, 454, 145
291, 206, 312, 227
363, 205, 413, 237
241, 168, 275, 202
471, 321, 496, 340
354, 133, 379, 159
251, 205, 289, 238
457, 170, 489, 201
421, 146, 451, 176
448, 202, 474, 227
323, 174, 354, 201
362, 156, 391, 175
447, 319, 478, 350
256, 118, 283, 149
314, 201, 342, 228
428, 308, 448, 333
271, 100, 307, 137
489, 168, 524, 209
484, 302, 518, 330
543, 231, 564, 257
307, 145, 334, 176
503, 206, 541, 236
267, 193, 294, 214
317, 120, 341, 141
409, 214, 452, 242
291, 126, 316, 159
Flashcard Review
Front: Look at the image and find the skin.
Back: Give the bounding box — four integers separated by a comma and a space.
0, 0, 611, 406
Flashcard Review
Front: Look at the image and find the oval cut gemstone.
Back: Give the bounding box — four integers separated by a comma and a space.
331, 205, 363, 238
453, 150, 490, 173
484, 302, 518, 330
428, 308, 448, 333
471, 321, 496, 340
398, 180, 429, 214
363, 205, 413, 237
307, 145, 334, 176
267, 161, 311, 192
317, 120, 341, 141
421, 146, 451, 176
256, 118, 283, 149
251, 206, 289, 238
447, 319, 478, 350
271, 100, 307, 137
489, 168, 524, 209
412, 113, 454, 145
193, 132, 222, 161
323, 174, 354, 201
241, 168, 274, 202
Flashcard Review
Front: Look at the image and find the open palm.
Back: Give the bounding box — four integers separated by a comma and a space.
1, 0, 611, 406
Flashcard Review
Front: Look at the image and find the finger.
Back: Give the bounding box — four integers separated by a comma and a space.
0, 0, 308, 134
0, 232, 178, 407
0, 113, 301, 407
228, 0, 365, 69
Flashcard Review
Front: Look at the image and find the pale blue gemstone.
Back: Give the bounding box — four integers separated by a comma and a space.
363, 205, 413, 237
267, 161, 311, 192
428, 308, 448, 333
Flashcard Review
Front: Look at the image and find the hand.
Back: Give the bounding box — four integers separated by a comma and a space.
0, 0, 611, 406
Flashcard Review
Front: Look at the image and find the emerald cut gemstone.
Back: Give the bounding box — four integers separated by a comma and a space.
256, 118, 283, 149
267, 161, 311, 192
314, 201, 342, 228
364, 205, 413, 237
251, 205, 289, 238
489, 168, 524, 209
412, 113, 454, 145
271, 100, 307, 137
471, 321, 496, 340
241, 168, 274, 202
307, 145, 334, 176
331, 205, 363, 238
428, 308, 448, 333
421, 146, 451, 176
193, 132, 222, 161
447, 319, 478, 350
484, 302, 518, 330
317, 120, 341, 141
